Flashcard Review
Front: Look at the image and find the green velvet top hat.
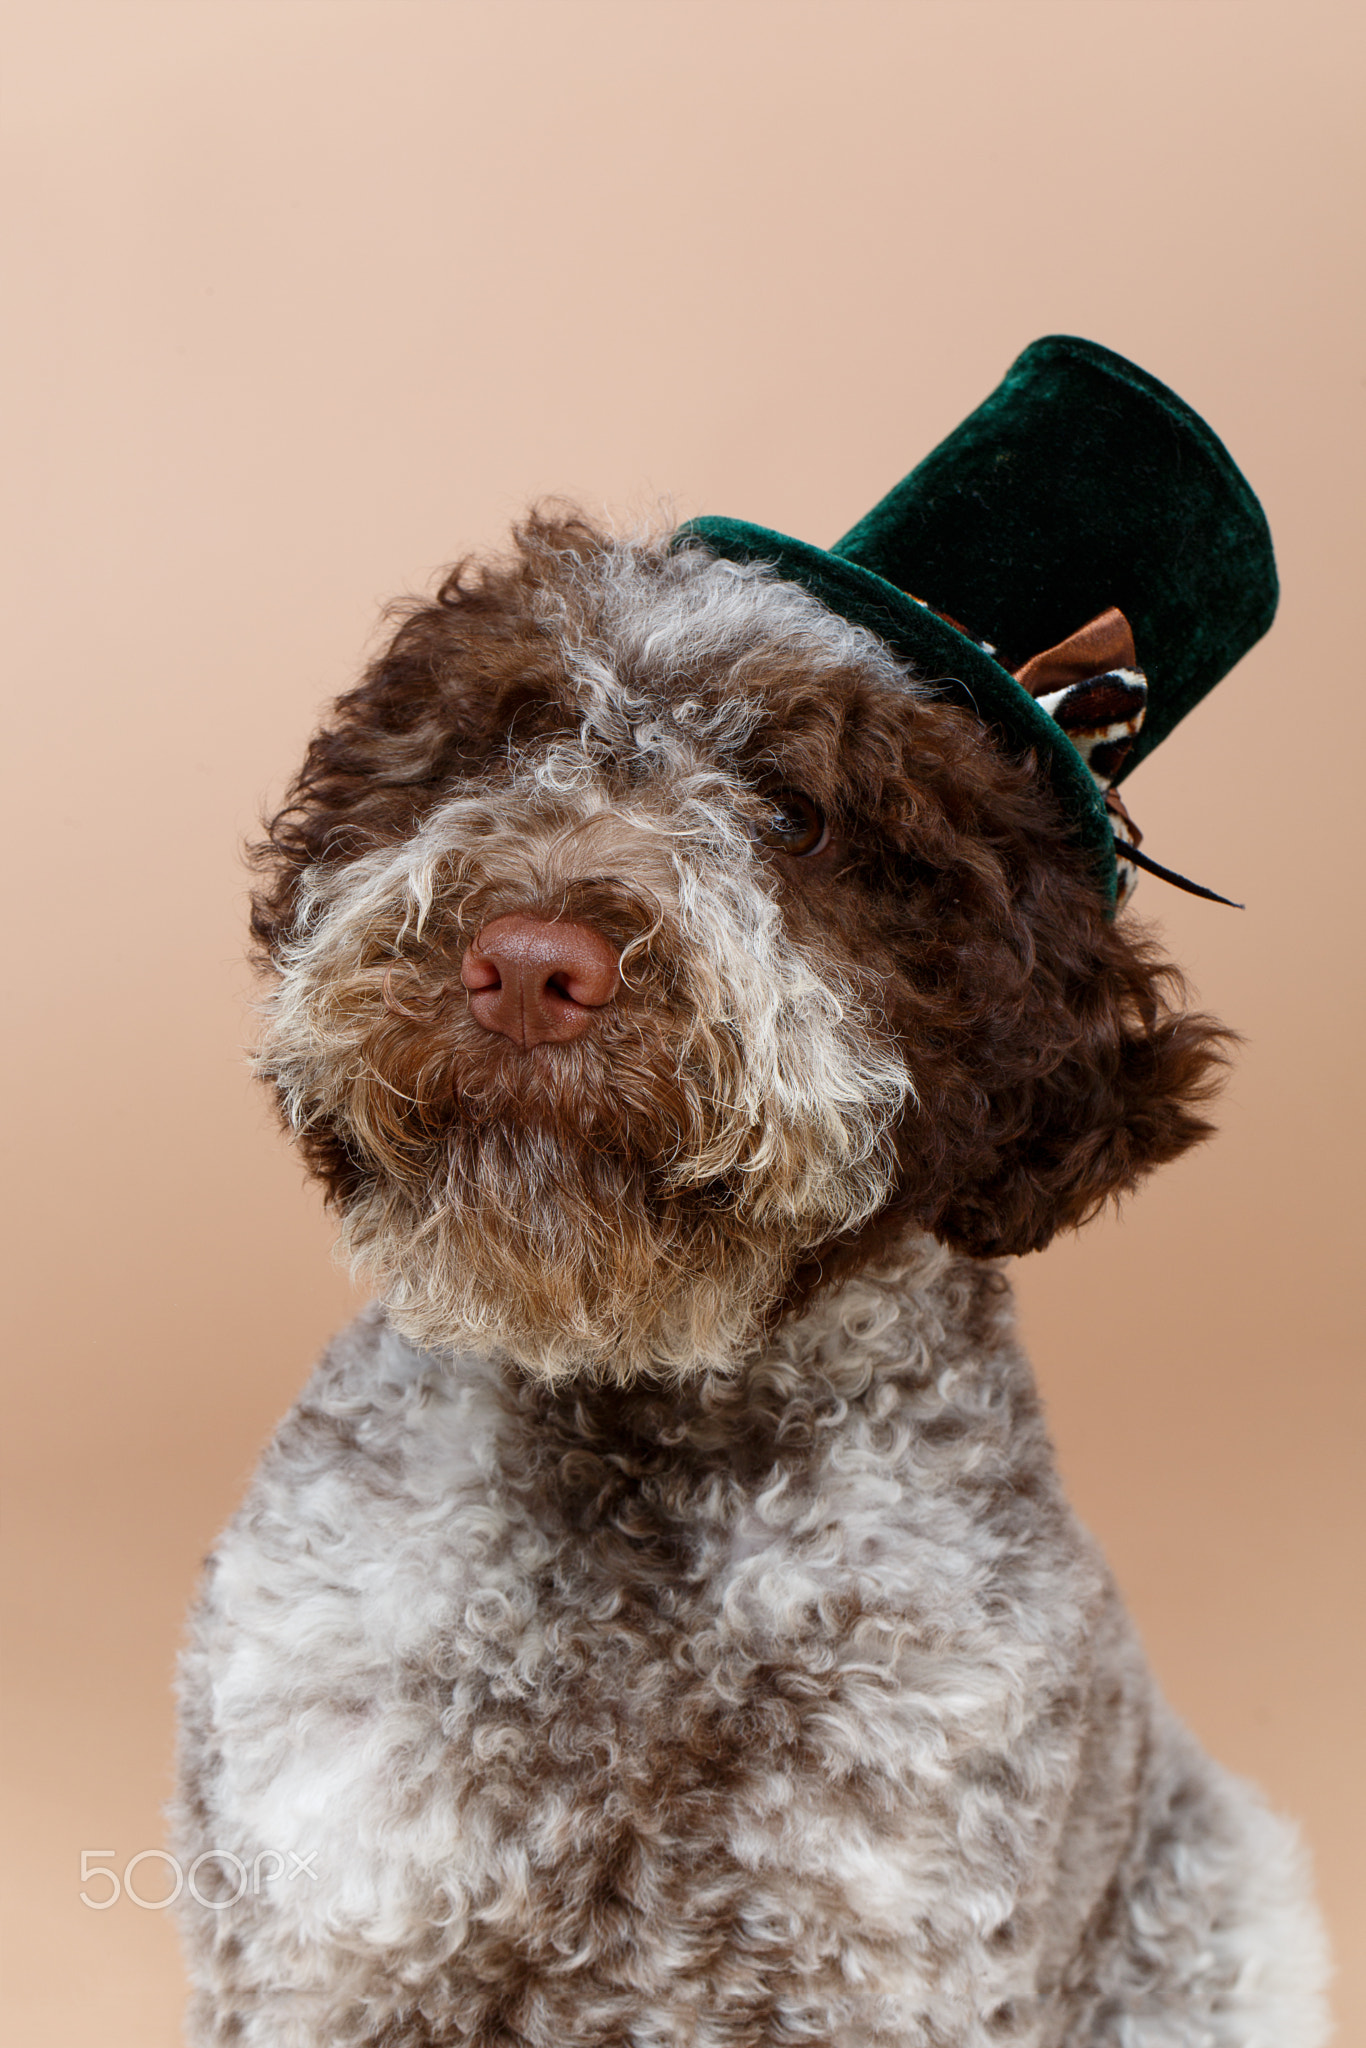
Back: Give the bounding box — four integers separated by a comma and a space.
679, 336, 1276, 910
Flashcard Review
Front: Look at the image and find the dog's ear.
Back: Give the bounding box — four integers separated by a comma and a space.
910, 883, 1233, 1259
785, 692, 1234, 1275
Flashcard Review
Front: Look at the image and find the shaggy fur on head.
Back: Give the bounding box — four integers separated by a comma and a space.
250, 516, 1224, 1379
175, 515, 1329, 2047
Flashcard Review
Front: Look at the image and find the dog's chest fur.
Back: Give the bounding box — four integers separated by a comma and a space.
180, 1246, 1170, 2046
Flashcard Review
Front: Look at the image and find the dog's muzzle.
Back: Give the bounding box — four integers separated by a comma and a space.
460, 913, 620, 1049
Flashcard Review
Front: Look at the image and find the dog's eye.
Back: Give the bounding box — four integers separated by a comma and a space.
755, 790, 829, 857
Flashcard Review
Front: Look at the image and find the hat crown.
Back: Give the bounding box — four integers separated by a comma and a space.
832, 335, 1276, 775
679, 337, 1276, 908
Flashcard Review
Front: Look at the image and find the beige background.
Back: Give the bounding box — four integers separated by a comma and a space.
2, 1, 1362, 2038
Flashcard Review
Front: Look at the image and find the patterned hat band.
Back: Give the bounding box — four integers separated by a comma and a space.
906, 589, 1240, 909
920, 599, 1151, 907
1011, 606, 1239, 907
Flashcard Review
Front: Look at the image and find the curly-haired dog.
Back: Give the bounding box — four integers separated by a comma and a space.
175, 341, 1328, 2046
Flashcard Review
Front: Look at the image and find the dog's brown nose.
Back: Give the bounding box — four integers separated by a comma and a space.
460, 914, 619, 1048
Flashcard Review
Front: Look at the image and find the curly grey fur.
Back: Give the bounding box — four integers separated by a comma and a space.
176, 1255, 1325, 2046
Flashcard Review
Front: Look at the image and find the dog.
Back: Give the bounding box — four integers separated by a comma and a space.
174, 344, 1329, 2047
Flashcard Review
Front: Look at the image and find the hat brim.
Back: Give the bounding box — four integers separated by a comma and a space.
676, 515, 1117, 908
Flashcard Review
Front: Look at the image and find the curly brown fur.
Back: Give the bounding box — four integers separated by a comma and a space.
250, 513, 1228, 1366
